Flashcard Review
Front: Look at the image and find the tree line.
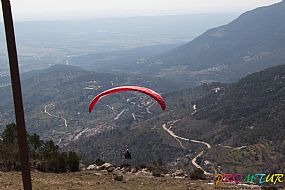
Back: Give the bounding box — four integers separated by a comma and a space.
0, 123, 80, 173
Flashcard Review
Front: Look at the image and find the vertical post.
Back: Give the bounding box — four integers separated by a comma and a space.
1, 0, 32, 190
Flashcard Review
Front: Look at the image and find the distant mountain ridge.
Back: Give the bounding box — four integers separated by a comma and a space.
139, 1, 285, 83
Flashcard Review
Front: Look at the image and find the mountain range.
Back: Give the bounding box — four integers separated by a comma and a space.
72, 1, 285, 86
1, 1, 285, 175
149, 1, 285, 83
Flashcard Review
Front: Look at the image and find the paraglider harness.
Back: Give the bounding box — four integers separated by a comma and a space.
124, 149, 132, 159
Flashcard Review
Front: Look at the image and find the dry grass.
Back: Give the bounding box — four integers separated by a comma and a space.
0, 171, 214, 190
1, 171, 284, 190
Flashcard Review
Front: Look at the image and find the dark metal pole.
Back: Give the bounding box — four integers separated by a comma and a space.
1, 0, 32, 190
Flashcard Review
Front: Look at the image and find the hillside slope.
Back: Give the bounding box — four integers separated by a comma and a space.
194, 64, 285, 147
70, 64, 285, 173
2, 64, 285, 173
139, 1, 285, 83
0, 65, 182, 143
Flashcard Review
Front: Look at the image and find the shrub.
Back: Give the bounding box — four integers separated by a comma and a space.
94, 158, 105, 166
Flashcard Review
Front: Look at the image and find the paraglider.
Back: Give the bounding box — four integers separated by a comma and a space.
124, 148, 132, 160
88, 86, 166, 113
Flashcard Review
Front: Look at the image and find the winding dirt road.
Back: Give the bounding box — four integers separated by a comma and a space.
44, 104, 68, 127
162, 120, 211, 175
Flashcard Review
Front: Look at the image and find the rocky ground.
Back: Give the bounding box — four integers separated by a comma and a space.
0, 170, 214, 190
1, 163, 284, 190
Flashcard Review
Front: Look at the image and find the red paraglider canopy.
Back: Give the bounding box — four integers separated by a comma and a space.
88, 86, 166, 113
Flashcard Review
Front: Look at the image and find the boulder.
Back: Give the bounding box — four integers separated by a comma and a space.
174, 176, 185, 179
113, 174, 124, 181
79, 163, 86, 171
98, 163, 113, 170
136, 170, 152, 176
107, 166, 116, 173
142, 168, 148, 172
114, 167, 121, 172
86, 164, 97, 170
93, 172, 102, 176
173, 169, 184, 177
131, 168, 138, 173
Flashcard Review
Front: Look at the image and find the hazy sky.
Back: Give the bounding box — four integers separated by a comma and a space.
4, 0, 282, 21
